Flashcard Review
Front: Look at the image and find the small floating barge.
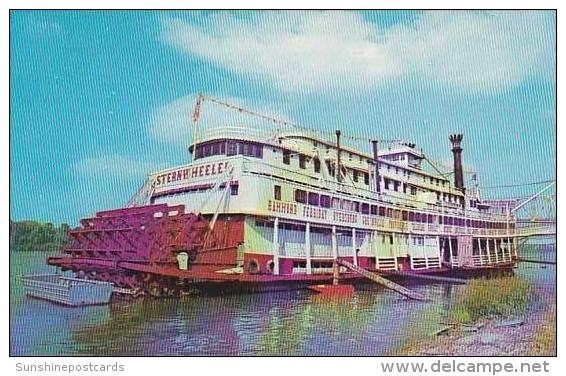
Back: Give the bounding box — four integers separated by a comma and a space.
46, 95, 521, 296
21, 274, 113, 306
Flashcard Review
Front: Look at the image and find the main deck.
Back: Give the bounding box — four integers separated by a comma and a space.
47, 96, 523, 293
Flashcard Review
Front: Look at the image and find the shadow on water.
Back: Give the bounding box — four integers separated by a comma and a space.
10, 251, 555, 356
59, 286, 456, 356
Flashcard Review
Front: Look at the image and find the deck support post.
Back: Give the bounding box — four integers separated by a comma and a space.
332, 225, 338, 260
507, 238, 513, 261
494, 239, 500, 263
479, 238, 486, 264
436, 235, 444, 266
305, 222, 312, 275
332, 225, 339, 285
352, 227, 358, 266
424, 237, 430, 269
486, 238, 493, 264
448, 237, 455, 267
477, 238, 484, 265
273, 217, 280, 275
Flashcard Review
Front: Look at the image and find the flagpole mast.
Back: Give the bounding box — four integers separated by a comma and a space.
191, 93, 203, 162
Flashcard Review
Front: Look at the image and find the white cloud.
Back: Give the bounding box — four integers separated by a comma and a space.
149, 93, 296, 148
73, 154, 166, 180
148, 95, 196, 147
26, 17, 62, 37
159, 11, 554, 94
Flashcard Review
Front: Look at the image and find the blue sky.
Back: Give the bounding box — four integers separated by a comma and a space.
10, 10, 556, 225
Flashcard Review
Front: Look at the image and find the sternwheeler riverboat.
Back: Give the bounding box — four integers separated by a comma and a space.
48, 95, 518, 296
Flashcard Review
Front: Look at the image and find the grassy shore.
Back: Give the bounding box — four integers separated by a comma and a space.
392, 275, 554, 356
450, 276, 532, 324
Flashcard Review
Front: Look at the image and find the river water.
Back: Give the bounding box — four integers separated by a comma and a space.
9, 248, 555, 356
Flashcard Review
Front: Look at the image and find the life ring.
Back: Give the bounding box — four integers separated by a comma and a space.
248, 259, 260, 274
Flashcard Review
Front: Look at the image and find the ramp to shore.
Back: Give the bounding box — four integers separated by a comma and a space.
336, 259, 427, 301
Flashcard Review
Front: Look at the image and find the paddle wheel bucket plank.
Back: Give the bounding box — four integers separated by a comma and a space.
62, 204, 209, 264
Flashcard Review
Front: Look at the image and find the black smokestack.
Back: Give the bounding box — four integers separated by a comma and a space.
371, 140, 380, 193
449, 134, 464, 191
336, 130, 342, 183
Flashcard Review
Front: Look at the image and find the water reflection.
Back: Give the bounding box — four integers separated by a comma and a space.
10, 252, 555, 356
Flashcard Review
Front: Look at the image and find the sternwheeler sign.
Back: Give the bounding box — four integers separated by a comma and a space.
153, 161, 229, 187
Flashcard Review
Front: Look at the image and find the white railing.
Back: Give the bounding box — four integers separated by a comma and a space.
410, 256, 441, 270
450, 256, 459, 268
377, 257, 398, 271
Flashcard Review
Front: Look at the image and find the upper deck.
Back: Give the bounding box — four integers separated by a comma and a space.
136, 95, 515, 235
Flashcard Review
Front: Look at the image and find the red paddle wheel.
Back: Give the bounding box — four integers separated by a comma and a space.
48, 204, 210, 296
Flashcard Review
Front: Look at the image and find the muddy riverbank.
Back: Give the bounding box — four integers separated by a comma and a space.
395, 263, 556, 356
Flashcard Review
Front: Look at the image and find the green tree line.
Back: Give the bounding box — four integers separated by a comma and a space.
9, 220, 70, 252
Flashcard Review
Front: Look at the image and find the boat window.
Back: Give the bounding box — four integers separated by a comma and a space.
294, 189, 307, 204
308, 192, 320, 206
326, 161, 336, 177
230, 184, 239, 196
364, 172, 369, 185
341, 199, 351, 211
370, 205, 378, 215
353, 201, 361, 212
409, 211, 415, 222
331, 197, 340, 209
379, 207, 386, 216
299, 155, 306, 169
402, 211, 408, 221
227, 141, 237, 156
283, 150, 291, 165
353, 170, 359, 182
274, 185, 281, 201
428, 214, 434, 223
313, 158, 321, 173
320, 195, 331, 208
361, 203, 370, 214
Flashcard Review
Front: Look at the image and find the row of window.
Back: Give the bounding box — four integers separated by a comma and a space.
194, 140, 263, 160
282, 150, 457, 205
152, 182, 239, 201
195, 140, 448, 192
282, 148, 446, 187
383, 177, 462, 204
280, 186, 510, 229
196, 141, 452, 203
283, 150, 372, 185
